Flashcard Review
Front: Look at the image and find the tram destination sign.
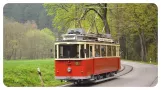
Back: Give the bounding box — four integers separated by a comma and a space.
62, 34, 84, 41
98, 38, 114, 42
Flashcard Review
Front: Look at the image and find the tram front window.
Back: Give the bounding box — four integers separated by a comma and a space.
58, 44, 79, 58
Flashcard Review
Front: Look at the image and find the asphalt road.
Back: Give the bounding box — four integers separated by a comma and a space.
62, 60, 158, 87
92, 60, 158, 87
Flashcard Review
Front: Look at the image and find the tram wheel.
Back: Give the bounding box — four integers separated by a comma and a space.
106, 73, 110, 78
115, 71, 118, 74
74, 80, 82, 85
94, 75, 98, 80
74, 81, 77, 85
110, 72, 114, 77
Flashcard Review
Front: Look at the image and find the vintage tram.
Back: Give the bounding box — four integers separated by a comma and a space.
54, 28, 120, 84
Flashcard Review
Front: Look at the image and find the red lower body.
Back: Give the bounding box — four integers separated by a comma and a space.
55, 57, 120, 80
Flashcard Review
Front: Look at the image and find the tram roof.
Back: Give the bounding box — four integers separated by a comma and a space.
55, 28, 120, 46
54, 41, 120, 46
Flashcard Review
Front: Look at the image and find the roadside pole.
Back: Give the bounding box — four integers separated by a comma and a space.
37, 67, 44, 87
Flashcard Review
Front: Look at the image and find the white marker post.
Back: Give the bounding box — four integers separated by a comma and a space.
37, 67, 44, 87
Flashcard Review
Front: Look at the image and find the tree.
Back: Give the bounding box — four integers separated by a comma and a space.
108, 3, 157, 62
4, 17, 55, 60
43, 3, 110, 34
79, 3, 110, 34
3, 3, 52, 29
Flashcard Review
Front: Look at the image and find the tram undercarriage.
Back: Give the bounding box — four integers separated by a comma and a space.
61, 71, 118, 85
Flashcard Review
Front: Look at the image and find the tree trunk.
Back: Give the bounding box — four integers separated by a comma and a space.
153, 28, 157, 62
139, 30, 147, 62
119, 35, 126, 59
139, 34, 144, 61
142, 31, 147, 62
126, 38, 128, 60
19, 49, 22, 59
13, 49, 17, 60
102, 4, 110, 34
102, 18, 110, 34
6, 49, 14, 60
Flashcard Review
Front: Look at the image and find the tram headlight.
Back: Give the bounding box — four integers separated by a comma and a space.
67, 67, 72, 72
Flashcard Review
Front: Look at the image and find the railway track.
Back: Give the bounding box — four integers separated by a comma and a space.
58, 64, 133, 87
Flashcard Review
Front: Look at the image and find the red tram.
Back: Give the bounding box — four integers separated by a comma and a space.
54, 28, 120, 84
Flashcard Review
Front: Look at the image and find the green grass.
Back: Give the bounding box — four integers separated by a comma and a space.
4, 58, 157, 87
3, 59, 68, 87
122, 59, 158, 65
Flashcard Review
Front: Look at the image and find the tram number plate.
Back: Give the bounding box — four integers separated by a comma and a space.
75, 61, 80, 65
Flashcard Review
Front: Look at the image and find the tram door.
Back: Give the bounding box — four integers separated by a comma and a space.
89, 44, 95, 74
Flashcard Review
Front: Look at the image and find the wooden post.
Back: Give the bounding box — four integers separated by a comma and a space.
37, 68, 44, 87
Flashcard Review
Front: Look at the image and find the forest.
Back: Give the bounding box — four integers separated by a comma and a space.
3, 3, 158, 63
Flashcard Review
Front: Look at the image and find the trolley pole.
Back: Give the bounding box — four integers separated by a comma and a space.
37, 67, 44, 87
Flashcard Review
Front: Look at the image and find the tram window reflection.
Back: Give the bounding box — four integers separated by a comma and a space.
112, 46, 116, 56
80, 45, 85, 58
101, 45, 106, 57
107, 45, 111, 56
58, 44, 79, 58
89, 45, 93, 58
95, 45, 100, 57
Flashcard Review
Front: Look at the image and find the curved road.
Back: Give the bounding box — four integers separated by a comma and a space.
92, 60, 158, 87
61, 60, 158, 87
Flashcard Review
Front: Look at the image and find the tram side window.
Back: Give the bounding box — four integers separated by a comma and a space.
55, 45, 57, 58
95, 45, 100, 57
107, 45, 111, 56
59, 44, 79, 58
89, 45, 93, 58
86, 44, 89, 58
101, 45, 106, 57
59, 45, 63, 58
112, 46, 116, 56
80, 45, 85, 58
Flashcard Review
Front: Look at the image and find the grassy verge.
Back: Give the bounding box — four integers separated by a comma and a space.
122, 59, 158, 65
3, 59, 68, 87
4, 58, 157, 86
